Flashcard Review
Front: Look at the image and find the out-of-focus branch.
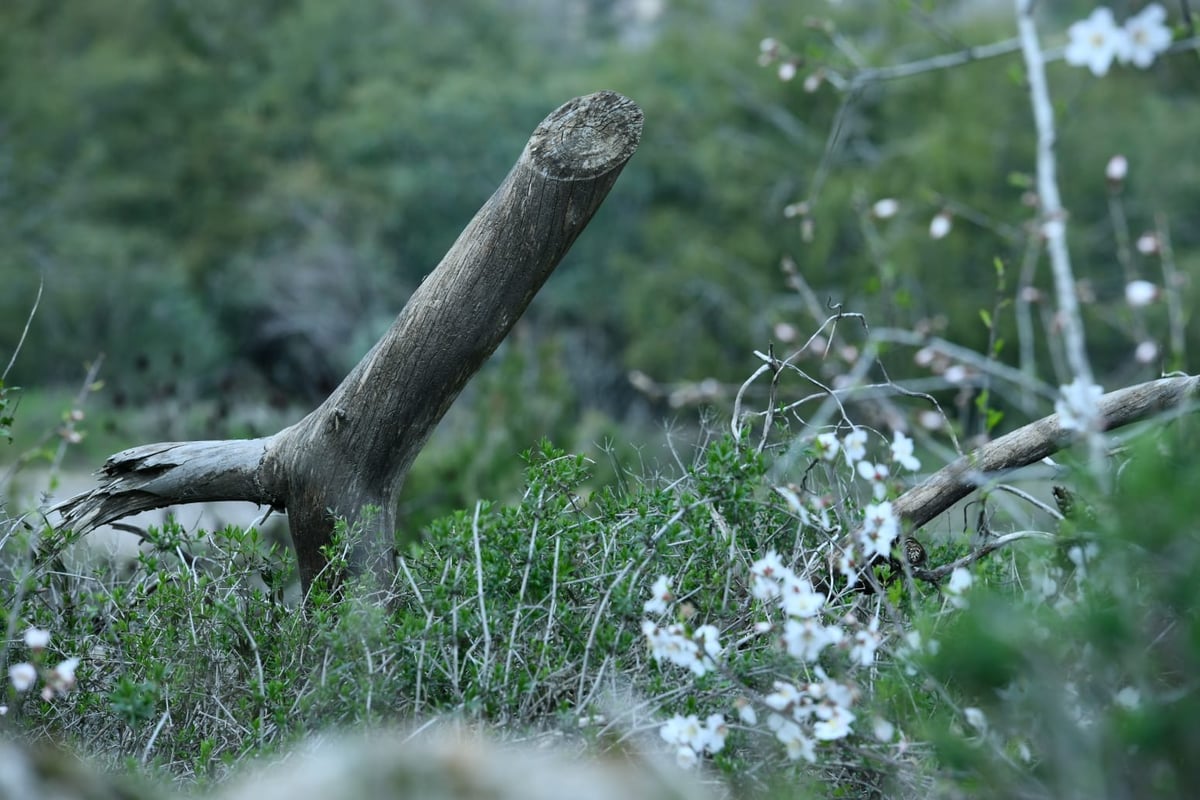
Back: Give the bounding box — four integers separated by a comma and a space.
824, 37, 1024, 91
1015, 0, 1094, 389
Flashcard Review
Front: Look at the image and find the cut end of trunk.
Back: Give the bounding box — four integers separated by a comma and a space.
526, 91, 643, 180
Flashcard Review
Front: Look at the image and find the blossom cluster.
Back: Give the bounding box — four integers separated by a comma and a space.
658, 712, 728, 769
1064, 4, 1173, 77
640, 427, 935, 768
815, 428, 922, 584
4, 628, 80, 713
763, 668, 862, 761
640, 617, 722, 678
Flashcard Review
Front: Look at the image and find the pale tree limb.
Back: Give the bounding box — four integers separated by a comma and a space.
54, 439, 278, 532
1015, 0, 1093, 387
898, 374, 1197, 539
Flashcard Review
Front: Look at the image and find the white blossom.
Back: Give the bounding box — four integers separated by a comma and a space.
890, 431, 921, 471
778, 61, 797, 81
780, 576, 825, 619
917, 409, 944, 430
842, 428, 868, 465
697, 714, 728, 754
1105, 154, 1128, 182
929, 211, 952, 239
813, 703, 855, 741
644, 575, 673, 615
947, 567, 973, 594
774, 485, 811, 528
873, 717, 896, 742
1135, 340, 1159, 364
764, 681, 802, 712
23, 628, 50, 651
658, 713, 726, 767
1065, 7, 1129, 76
783, 618, 838, 662
814, 431, 840, 461
964, 706, 988, 733
750, 551, 794, 601
8, 663, 37, 692
871, 198, 899, 219
774, 719, 816, 762
660, 713, 699, 746
1121, 3, 1173, 68
1115, 686, 1142, 709
674, 745, 698, 769
1068, 542, 1099, 579
860, 501, 900, 560
945, 567, 973, 608
642, 620, 712, 676
849, 618, 883, 667
52, 657, 79, 687
856, 460, 890, 500
693, 624, 723, 660
736, 697, 758, 726
820, 672, 857, 711
1124, 280, 1159, 307
836, 547, 859, 588
943, 364, 969, 385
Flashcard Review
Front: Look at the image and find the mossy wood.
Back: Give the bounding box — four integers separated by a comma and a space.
55, 91, 645, 592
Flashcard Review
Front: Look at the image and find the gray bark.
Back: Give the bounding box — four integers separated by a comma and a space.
55, 91, 644, 592
833, 374, 1198, 582
896, 375, 1199, 531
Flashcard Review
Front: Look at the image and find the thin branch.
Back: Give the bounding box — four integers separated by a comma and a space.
1156, 212, 1187, 368
1015, 0, 1093, 387
992, 483, 1064, 521
3, 278, 42, 382
915, 531, 1055, 582
49, 355, 105, 477
470, 500, 492, 692
871, 327, 1055, 412
826, 37, 1025, 92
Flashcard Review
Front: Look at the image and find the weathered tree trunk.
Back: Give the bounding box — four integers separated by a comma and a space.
55, 91, 644, 592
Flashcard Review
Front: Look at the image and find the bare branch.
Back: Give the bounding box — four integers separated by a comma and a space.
3, 279, 42, 382
896, 375, 1199, 532
914, 530, 1055, 582
54, 439, 278, 533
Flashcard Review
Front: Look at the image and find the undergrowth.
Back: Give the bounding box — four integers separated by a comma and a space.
4, 410, 1200, 799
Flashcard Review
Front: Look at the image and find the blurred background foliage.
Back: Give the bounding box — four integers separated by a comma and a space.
1, 0, 1197, 526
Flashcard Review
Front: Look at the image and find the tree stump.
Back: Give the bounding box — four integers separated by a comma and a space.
55, 91, 644, 593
